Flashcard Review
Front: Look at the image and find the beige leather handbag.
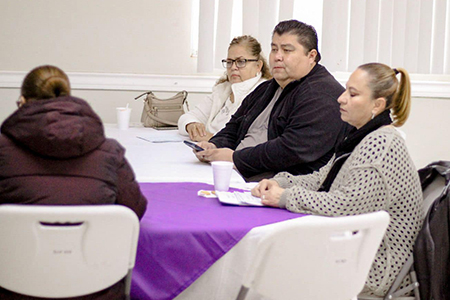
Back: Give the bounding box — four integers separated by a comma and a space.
135, 91, 188, 128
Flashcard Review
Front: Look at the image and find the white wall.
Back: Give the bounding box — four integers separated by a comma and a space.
402, 97, 450, 169
0, 0, 211, 127
0, 0, 197, 74
0, 0, 449, 169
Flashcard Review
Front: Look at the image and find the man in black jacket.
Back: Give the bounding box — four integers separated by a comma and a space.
195, 20, 349, 181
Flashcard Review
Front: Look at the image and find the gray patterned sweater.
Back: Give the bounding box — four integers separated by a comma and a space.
273, 126, 423, 296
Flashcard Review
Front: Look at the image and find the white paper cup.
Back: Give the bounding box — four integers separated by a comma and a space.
116, 107, 132, 130
212, 161, 233, 192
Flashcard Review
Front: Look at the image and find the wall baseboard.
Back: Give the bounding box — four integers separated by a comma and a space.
1, 71, 449, 98
0, 71, 219, 93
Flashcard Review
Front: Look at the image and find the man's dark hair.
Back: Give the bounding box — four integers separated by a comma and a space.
273, 19, 321, 63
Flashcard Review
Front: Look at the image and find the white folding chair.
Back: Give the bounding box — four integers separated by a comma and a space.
235, 211, 390, 300
0, 204, 140, 299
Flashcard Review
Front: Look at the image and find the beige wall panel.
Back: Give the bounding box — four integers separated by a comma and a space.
0, 0, 197, 74
402, 97, 450, 169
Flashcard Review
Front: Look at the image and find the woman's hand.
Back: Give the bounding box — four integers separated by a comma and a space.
186, 122, 212, 142
251, 179, 285, 207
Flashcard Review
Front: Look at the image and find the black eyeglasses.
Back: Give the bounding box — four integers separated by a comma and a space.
221, 58, 259, 69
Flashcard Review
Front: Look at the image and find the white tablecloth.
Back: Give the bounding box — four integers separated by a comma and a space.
104, 124, 247, 187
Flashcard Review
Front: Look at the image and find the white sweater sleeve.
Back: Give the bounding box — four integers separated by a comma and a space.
177, 93, 215, 135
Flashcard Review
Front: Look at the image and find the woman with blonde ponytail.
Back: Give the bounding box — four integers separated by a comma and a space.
251, 62, 422, 297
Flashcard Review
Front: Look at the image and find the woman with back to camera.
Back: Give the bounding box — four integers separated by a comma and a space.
0, 65, 147, 299
178, 35, 271, 141
251, 63, 423, 297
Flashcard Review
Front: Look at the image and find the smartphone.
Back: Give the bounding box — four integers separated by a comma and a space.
183, 140, 204, 152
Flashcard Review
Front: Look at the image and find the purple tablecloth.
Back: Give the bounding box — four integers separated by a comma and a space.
131, 182, 302, 300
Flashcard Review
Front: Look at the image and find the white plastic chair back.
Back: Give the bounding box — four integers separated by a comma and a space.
238, 211, 390, 300
0, 204, 140, 298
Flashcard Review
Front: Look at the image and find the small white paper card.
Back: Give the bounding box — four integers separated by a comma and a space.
215, 191, 263, 206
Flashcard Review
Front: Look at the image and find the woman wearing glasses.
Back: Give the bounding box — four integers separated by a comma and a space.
178, 35, 271, 141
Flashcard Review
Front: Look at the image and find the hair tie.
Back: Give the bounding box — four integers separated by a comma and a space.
393, 68, 399, 75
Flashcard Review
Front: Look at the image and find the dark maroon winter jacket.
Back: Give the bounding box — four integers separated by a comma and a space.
0, 95, 147, 217
0, 96, 147, 299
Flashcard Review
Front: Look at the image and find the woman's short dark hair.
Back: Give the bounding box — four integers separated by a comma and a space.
273, 19, 321, 63
21, 65, 71, 101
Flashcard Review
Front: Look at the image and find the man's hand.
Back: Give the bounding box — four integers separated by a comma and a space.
195, 144, 234, 164
194, 142, 217, 162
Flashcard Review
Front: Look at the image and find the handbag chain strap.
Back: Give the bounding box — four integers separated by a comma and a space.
135, 90, 189, 111
135, 91, 188, 103
134, 91, 153, 101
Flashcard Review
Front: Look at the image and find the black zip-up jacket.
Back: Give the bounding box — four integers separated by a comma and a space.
209, 64, 349, 180
414, 161, 450, 300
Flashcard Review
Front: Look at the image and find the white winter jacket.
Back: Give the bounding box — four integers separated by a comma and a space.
178, 74, 266, 136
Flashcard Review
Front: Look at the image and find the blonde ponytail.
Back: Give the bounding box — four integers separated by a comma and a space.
390, 68, 411, 127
